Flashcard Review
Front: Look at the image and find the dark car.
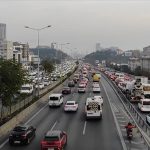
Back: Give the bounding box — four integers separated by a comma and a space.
41, 130, 67, 150
9, 125, 36, 145
62, 87, 71, 94
68, 80, 75, 87
73, 77, 78, 84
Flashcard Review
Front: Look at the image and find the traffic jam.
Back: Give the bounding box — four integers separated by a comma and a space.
8, 63, 104, 150
100, 67, 150, 124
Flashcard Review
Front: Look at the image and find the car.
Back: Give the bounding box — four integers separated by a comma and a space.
78, 83, 86, 93
68, 80, 75, 87
41, 130, 67, 150
9, 125, 36, 145
51, 77, 57, 81
64, 101, 78, 111
35, 82, 45, 89
92, 82, 99, 87
94, 95, 103, 105
93, 84, 101, 93
43, 79, 50, 86
62, 87, 71, 94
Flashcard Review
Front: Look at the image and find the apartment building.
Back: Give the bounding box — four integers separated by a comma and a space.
128, 57, 141, 71
0, 40, 13, 59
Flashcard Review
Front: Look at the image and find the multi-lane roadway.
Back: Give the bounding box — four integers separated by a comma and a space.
0, 72, 125, 150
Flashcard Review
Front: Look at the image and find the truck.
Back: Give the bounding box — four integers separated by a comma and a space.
85, 97, 102, 119
130, 76, 148, 102
93, 73, 101, 82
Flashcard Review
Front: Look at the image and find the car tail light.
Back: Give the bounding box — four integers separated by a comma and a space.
21, 134, 27, 139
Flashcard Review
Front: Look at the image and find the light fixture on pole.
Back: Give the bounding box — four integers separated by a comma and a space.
25, 25, 51, 97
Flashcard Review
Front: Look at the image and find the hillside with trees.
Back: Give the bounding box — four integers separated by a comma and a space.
30, 47, 70, 64
84, 48, 129, 65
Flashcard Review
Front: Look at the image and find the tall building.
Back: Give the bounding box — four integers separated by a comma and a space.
0, 40, 13, 59
143, 46, 150, 56
0, 23, 6, 41
13, 42, 29, 62
96, 43, 101, 51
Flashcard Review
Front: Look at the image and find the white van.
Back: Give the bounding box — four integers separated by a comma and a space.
85, 97, 102, 119
138, 99, 150, 112
49, 94, 64, 107
19, 84, 33, 94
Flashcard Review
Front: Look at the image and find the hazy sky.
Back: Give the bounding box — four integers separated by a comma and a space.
0, 0, 150, 54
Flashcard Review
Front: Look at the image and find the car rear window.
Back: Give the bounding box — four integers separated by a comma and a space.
66, 102, 75, 105
13, 126, 27, 132
44, 136, 59, 141
50, 97, 59, 100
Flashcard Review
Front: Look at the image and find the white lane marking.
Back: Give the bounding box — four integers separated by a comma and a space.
0, 140, 8, 149
125, 140, 144, 145
119, 120, 127, 123
101, 82, 127, 150
117, 116, 125, 119
50, 121, 57, 132
83, 121, 87, 135
0, 103, 48, 149
25, 103, 48, 125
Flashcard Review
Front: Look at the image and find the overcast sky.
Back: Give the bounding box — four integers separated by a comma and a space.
0, 0, 150, 55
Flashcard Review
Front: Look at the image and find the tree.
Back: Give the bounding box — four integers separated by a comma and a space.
0, 59, 27, 117
41, 59, 54, 74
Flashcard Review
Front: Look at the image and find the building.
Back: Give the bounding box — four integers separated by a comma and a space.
141, 56, 150, 73
124, 51, 132, 57
116, 49, 123, 55
143, 46, 150, 56
13, 42, 29, 63
0, 40, 13, 59
96, 43, 101, 51
0, 23, 6, 41
13, 45, 23, 63
128, 57, 141, 71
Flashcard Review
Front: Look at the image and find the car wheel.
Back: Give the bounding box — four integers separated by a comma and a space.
9, 141, 14, 145
26, 138, 30, 144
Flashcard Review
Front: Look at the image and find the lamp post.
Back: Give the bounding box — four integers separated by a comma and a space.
25, 25, 51, 97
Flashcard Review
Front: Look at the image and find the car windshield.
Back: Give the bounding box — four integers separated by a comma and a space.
21, 87, 31, 90
13, 126, 26, 132
144, 94, 150, 99
44, 136, 59, 141
66, 102, 75, 105
50, 97, 59, 100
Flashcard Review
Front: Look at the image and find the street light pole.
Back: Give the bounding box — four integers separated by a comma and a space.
25, 25, 51, 97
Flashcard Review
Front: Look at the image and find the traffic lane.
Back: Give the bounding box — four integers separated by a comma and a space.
73, 82, 123, 150
0, 92, 74, 150
53, 91, 91, 150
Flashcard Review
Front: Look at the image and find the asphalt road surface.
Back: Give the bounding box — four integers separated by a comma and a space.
0, 74, 123, 150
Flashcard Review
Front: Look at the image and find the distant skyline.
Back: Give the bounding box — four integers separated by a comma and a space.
0, 0, 150, 54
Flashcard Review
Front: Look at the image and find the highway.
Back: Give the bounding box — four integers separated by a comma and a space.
0, 72, 124, 150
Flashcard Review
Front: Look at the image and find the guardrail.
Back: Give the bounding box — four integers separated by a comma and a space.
101, 72, 150, 149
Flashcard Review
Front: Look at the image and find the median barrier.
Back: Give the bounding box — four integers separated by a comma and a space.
0, 65, 78, 138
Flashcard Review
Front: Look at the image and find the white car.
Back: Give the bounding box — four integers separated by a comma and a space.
43, 80, 50, 86
35, 82, 44, 89
92, 82, 99, 87
64, 101, 78, 112
94, 95, 103, 105
93, 84, 101, 93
